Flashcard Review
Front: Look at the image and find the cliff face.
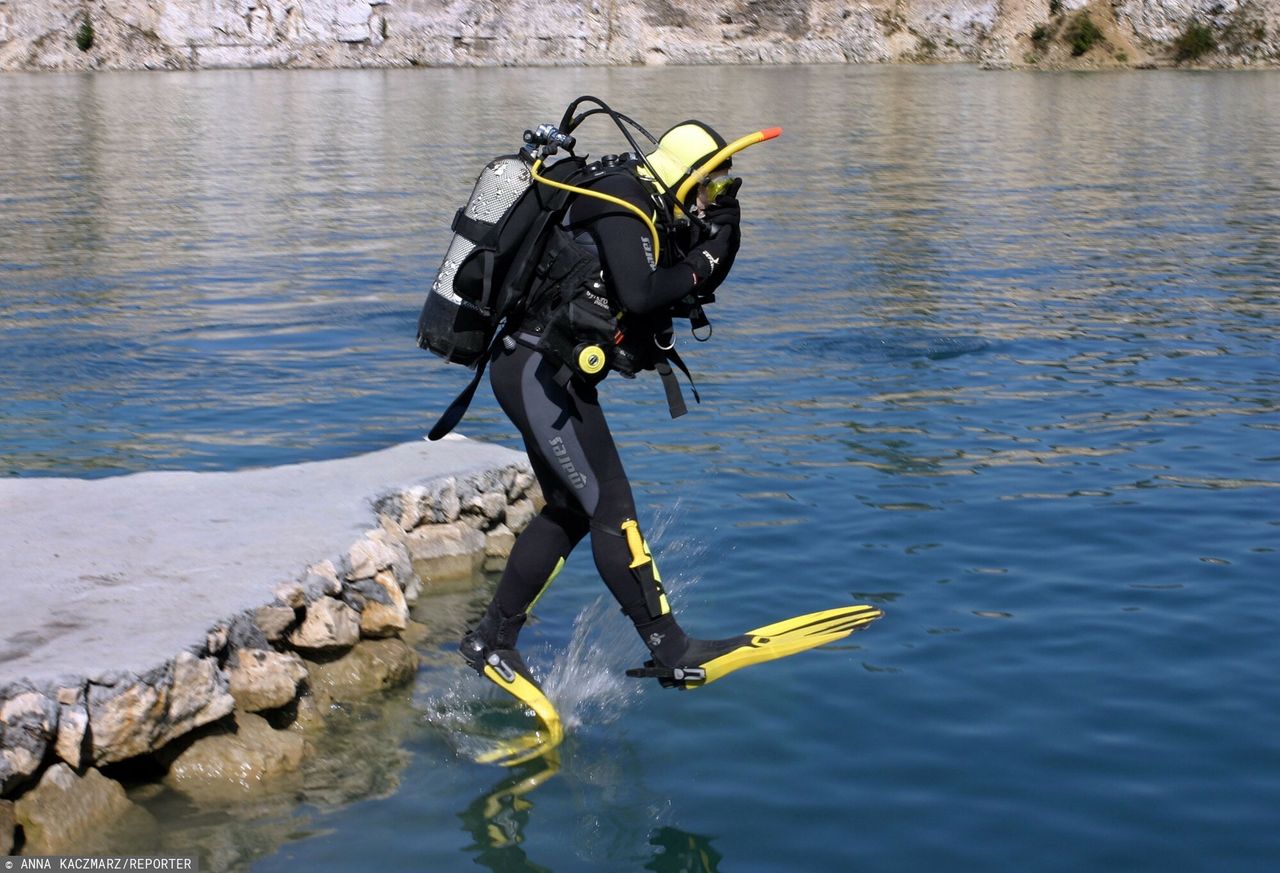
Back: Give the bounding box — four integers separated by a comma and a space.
0, 0, 1276, 71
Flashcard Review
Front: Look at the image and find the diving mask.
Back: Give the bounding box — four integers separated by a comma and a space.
702, 175, 740, 203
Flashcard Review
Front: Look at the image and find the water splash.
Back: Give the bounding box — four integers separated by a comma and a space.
417, 499, 712, 754
541, 500, 712, 730
541, 595, 647, 732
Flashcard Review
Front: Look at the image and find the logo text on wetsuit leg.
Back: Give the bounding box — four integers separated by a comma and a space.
548, 436, 588, 490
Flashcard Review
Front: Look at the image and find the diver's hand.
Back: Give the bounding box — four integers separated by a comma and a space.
686, 225, 736, 285
703, 179, 742, 228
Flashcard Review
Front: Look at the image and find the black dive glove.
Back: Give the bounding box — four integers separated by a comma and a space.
703, 178, 742, 231
684, 226, 734, 285
686, 215, 741, 289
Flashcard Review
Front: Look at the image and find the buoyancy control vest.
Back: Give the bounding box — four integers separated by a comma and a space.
421, 151, 707, 439
518, 218, 703, 418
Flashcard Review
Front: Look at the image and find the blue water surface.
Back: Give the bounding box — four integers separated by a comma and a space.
2, 64, 1279, 871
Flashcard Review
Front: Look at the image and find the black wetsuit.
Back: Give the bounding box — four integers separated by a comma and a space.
485, 170, 739, 664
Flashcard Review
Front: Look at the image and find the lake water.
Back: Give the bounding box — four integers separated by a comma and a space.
2, 64, 1279, 871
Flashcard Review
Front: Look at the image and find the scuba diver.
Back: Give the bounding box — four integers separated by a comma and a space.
458, 117, 747, 687
418, 98, 880, 764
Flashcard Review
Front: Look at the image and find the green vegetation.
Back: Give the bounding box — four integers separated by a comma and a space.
1174, 20, 1217, 62
1066, 13, 1103, 56
1031, 23, 1052, 48
76, 17, 94, 52
1049, 0, 1063, 17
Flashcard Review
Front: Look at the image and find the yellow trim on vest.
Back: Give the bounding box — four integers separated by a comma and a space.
531, 158, 662, 265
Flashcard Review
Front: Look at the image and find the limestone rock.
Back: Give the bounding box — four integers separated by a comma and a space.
274, 580, 306, 609
485, 523, 517, 560
0, 690, 59, 796
288, 597, 361, 653
347, 529, 406, 580
254, 605, 298, 642
511, 468, 537, 501
353, 570, 409, 638
55, 699, 89, 768
506, 497, 538, 533
0, 0, 1277, 73
305, 639, 418, 700
163, 712, 305, 801
1, 798, 13, 854
419, 477, 462, 524
14, 763, 150, 855
404, 521, 486, 584
87, 653, 235, 766
227, 649, 308, 712
287, 689, 331, 736
302, 559, 342, 599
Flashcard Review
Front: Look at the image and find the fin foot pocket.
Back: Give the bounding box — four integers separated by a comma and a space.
626, 604, 884, 689
462, 643, 565, 767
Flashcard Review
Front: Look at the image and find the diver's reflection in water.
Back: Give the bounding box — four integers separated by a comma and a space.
459, 752, 559, 873
458, 754, 722, 873
645, 825, 723, 873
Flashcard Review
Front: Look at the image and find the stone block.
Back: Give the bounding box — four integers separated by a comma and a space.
55, 702, 88, 768
274, 580, 306, 609
355, 570, 409, 638
506, 497, 537, 533
1, 798, 13, 854
163, 712, 305, 802
417, 477, 461, 523
302, 559, 342, 599
404, 522, 486, 584
0, 690, 59, 796
485, 523, 517, 559
347, 532, 403, 580
254, 605, 298, 642
288, 597, 361, 653
227, 649, 308, 713
14, 763, 151, 855
87, 653, 235, 766
305, 638, 418, 700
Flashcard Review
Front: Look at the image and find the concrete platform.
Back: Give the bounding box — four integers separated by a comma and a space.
0, 436, 525, 687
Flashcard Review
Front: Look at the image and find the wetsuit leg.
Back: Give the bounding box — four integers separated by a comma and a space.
485, 340, 690, 663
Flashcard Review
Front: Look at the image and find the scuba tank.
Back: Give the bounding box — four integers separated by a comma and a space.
417, 155, 535, 367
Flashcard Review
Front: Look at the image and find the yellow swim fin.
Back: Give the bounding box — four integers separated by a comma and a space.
626, 604, 883, 689
471, 650, 565, 767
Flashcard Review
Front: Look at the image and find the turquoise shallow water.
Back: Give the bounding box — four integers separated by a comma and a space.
2, 65, 1280, 871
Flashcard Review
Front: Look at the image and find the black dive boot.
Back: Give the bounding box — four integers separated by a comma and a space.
629, 614, 742, 689
459, 601, 538, 685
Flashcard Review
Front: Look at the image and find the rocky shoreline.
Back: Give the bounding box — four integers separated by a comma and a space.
0, 0, 1276, 73
0, 442, 540, 855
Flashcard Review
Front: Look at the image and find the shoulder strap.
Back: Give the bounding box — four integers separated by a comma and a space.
654, 346, 700, 419
427, 328, 504, 441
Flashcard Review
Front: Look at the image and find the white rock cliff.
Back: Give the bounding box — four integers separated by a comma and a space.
1, 0, 1276, 71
